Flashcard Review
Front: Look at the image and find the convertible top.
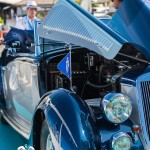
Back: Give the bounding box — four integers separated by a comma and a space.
3, 27, 34, 53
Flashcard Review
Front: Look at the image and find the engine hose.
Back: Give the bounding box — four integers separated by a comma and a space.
86, 81, 111, 89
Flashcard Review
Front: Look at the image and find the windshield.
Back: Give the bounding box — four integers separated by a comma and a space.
38, 38, 66, 53
34, 21, 66, 55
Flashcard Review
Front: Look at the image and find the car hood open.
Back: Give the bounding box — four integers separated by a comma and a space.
37, 0, 127, 60
109, 0, 150, 61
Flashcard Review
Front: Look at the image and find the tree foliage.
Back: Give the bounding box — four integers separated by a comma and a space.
75, 0, 82, 5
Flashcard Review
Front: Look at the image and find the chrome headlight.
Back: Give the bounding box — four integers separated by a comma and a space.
101, 93, 132, 123
111, 132, 132, 150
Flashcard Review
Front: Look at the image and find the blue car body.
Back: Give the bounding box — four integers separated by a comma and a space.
109, 0, 150, 60
0, 0, 149, 149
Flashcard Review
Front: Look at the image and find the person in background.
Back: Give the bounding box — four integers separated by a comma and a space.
111, 0, 123, 9
15, 1, 40, 30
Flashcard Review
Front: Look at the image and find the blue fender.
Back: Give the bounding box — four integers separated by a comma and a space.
32, 88, 144, 149
38, 88, 98, 149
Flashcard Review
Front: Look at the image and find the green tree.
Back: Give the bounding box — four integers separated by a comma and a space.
0, 17, 4, 23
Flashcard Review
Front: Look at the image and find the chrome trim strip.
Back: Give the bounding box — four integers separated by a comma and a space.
136, 73, 150, 149
0, 110, 29, 139
49, 99, 78, 148
59, 123, 63, 145
49, 127, 63, 150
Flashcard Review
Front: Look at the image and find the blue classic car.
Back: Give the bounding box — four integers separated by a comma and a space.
0, 0, 149, 149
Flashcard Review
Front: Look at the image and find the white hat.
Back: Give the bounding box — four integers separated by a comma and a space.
27, 1, 37, 8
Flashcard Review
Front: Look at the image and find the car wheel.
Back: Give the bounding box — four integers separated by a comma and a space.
0, 115, 8, 125
40, 119, 54, 150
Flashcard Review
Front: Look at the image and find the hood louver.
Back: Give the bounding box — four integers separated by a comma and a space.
37, 0, 126, 59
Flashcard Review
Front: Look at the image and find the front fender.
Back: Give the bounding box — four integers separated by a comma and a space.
38, 88, 98, 150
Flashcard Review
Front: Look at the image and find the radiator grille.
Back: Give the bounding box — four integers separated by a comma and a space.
140, 81, 150, 140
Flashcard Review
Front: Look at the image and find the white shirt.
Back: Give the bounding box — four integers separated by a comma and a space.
15, 16, 40, 30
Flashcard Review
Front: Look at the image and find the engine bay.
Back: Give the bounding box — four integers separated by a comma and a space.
44, 43, 147, 100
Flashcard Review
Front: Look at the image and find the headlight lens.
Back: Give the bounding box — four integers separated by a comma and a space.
111, 132, 132, 150
101, 93, 132, 123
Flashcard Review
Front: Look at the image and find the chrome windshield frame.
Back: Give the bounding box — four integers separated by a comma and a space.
34, 21, 41, 56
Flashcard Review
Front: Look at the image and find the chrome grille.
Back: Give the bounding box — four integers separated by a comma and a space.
140, 81, 150, 140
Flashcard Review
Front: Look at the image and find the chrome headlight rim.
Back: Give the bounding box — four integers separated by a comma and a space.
111, 132, 132, 150
101, 93, 132, 124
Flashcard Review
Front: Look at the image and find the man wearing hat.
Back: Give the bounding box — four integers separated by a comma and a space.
15, 1, 40, 30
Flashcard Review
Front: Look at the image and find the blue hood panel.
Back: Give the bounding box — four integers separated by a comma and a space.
109, 0, 150, 60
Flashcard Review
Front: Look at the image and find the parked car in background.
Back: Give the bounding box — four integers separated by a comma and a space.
0, 0, 149, 149
96, 14, 112, 24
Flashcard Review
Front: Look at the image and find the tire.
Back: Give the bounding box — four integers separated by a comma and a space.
40, 119, 54, 150
0, 115, 8, 125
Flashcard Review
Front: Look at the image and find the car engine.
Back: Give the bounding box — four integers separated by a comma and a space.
46, 43, 147, 100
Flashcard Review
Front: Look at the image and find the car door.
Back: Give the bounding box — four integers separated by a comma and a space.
3, 56, 40, 132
